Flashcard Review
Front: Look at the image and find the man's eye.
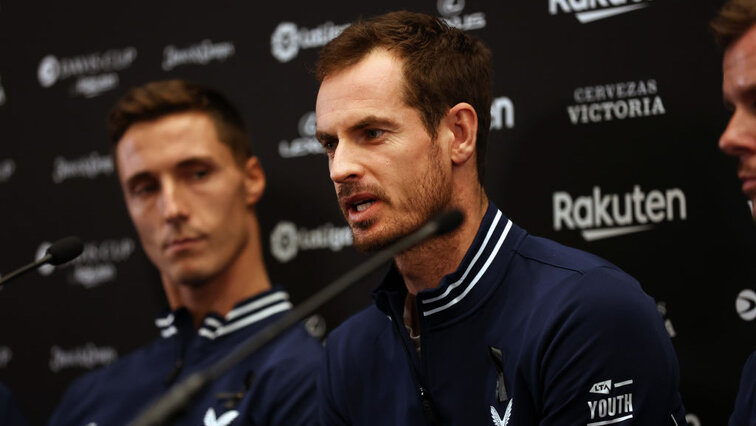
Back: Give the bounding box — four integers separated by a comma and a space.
322, 140, 337, 153
366, 129, 384, 139
132, 182, 158, 196
191, 169, 209, 180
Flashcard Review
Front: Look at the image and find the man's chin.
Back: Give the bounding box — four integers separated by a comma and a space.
167, 266, 213, 288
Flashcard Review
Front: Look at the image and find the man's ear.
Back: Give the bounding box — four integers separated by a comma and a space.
444, 102, 478, 166
243, 156, 266, 206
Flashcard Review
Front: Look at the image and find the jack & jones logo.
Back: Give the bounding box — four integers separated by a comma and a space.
37, 47, 137, 97
737, 289, 756, 321
271, 20, 349, 63
549, 0, 652, 23
0, 159, 16, 183
279, 111, 325, 158
568, 79, 665, 125
553, 185, 687, 241
437, 0, 487, 30
270, 221, 352, 263
36, 237, 136, 288
49, 343, 118, 372
162, 39, 235, 71
52, 151, 113, 184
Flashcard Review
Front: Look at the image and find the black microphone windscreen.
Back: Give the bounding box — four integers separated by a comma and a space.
46, 236, 84, 265
434, 209, 464, 236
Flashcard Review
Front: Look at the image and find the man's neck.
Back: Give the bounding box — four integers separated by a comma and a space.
162, 239, 272, 329
396, 192, 488, 296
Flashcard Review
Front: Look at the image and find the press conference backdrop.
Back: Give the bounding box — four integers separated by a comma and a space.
0, 0, 752, 424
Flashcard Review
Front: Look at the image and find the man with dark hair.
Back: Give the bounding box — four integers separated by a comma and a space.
48, 79, 322, 425
712, 2, 756, 424
315, 11, 686, 425
713, 0, 756, 221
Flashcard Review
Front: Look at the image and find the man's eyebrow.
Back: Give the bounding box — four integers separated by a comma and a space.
125, 171, 153, 189
175, 156, 215, 168
351, 115, 398, 131
725, 85, 756, 108
316, 115, 399, 143
316, 131, 337, 144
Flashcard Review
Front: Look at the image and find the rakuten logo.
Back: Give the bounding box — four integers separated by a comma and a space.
550, 0, 652, 23
553, 185, 687, 241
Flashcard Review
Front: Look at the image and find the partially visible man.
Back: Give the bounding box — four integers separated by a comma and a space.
715, 0, 756, 222
712, 2, 756, 424
0, 382, 27, 425
48, 80, 322, 425
314, 11, 686, 425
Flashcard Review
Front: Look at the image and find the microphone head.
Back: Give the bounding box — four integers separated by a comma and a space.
433, 209, 464, 236
46, 236, 84, 266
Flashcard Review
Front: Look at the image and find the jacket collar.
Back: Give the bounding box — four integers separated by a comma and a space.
374, 202, 525, 326
154, 288, 293, 341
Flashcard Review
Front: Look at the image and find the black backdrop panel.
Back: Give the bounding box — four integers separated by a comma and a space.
0, 1, 753, 425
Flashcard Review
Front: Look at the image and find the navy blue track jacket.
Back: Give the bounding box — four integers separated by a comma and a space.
730, 351, 756, 425
49, 288, 322, 426
318, 203, 686, 425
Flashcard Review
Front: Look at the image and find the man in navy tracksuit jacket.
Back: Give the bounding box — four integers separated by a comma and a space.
314, 11, 686, 425
49, 80, 322, 425
49, 288, 321, 426
1, 382, 27, 425
711, 2, 756, 424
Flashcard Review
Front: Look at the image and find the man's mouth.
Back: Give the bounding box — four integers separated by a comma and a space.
354, 200, 375, 212
164, 236, 204, 252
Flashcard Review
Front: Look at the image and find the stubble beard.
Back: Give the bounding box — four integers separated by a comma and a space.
346, 143, 452, 252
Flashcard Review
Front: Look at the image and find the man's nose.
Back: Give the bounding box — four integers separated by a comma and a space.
329, 141, 364, 183
720, 108, 756, 158
159, 180, 189, 224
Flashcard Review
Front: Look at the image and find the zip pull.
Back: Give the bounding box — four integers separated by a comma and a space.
489, 346, 508, 403
419, 386, 439, 424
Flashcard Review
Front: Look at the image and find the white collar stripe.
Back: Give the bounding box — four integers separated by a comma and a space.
200, 301, 293, 340
423, 219, 511, 317
198, 328, 215, 339
226, 291, 289, 320
203, 317, 222, 328
160, 326, 177, 338
422, 210, 503, 305
155, 313, 175, 328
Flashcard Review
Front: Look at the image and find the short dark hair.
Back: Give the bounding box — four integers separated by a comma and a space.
711, 0, 756, 48
107, 79, 252, 166
316, 11, 493, 184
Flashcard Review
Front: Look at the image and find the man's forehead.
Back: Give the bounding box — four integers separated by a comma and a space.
316, 52, 408, 132
115, 112, 228, 178
724, 25, 756, 87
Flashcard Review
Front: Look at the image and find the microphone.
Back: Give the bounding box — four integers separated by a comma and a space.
0, 236, 84, 286
128, 208, 465, 426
